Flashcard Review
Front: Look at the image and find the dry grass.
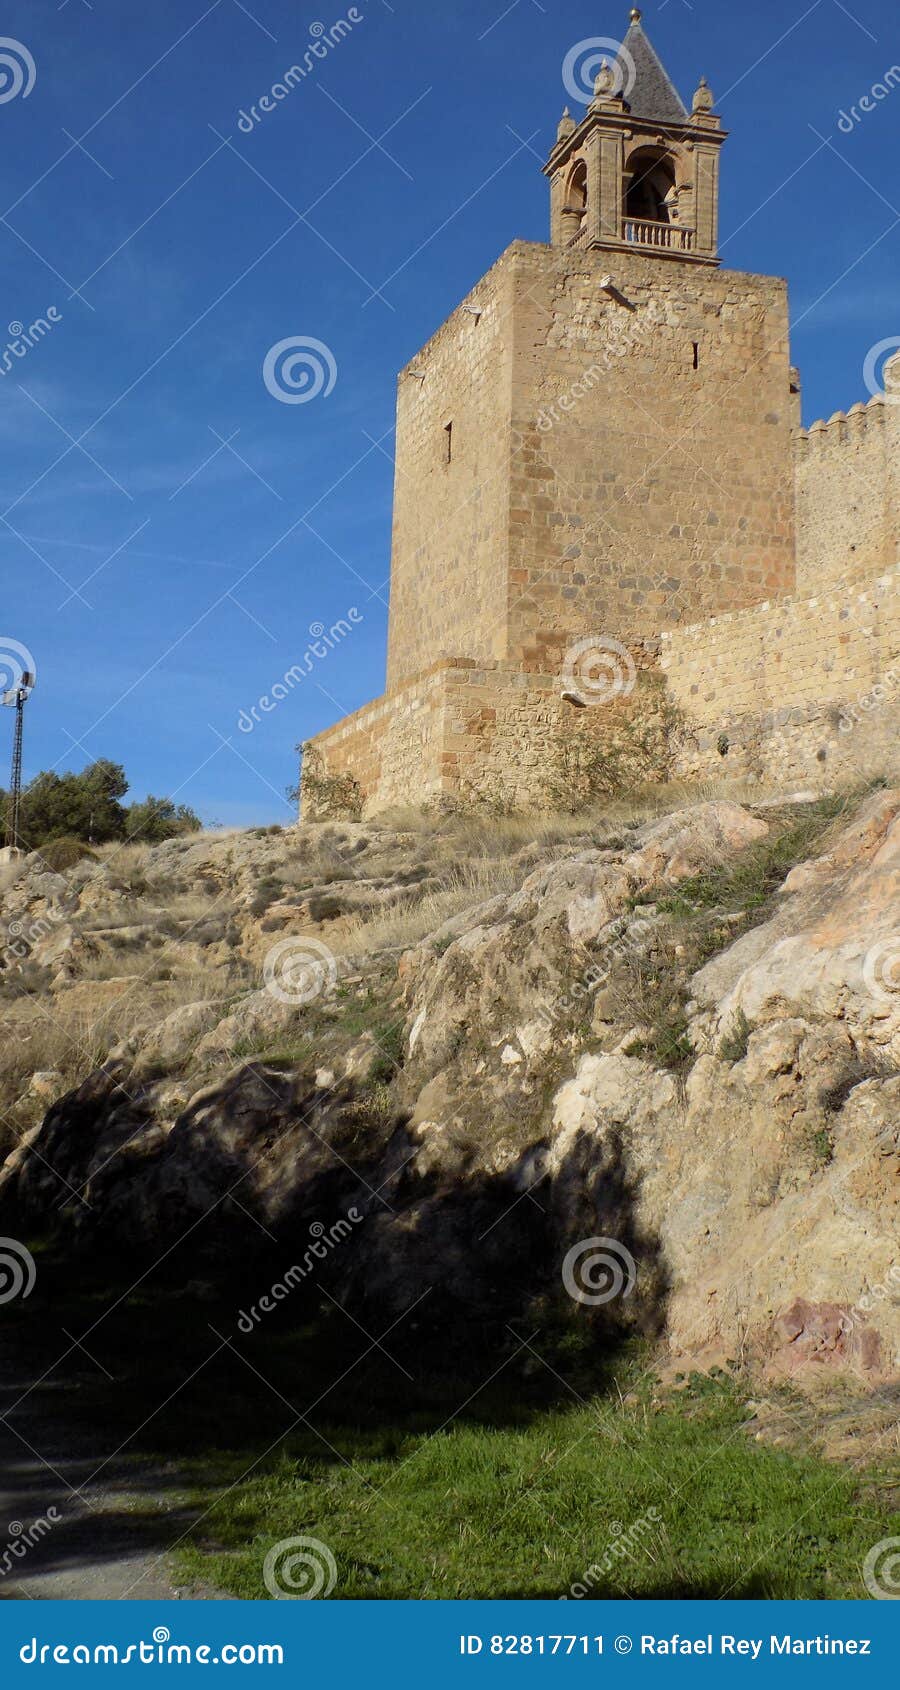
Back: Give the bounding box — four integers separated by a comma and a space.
330, 776, 803, 956
0, 969, 231, 1104
331, 854, 527, 955
376, 775, 807, 853
0, 779, 873, 1118
747, 1373, 900, 1472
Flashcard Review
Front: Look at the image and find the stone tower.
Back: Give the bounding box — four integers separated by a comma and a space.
304, 6, 887, 819
384, 7, 796, 692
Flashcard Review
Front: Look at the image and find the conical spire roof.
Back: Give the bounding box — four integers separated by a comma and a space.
617, 11, 688, 124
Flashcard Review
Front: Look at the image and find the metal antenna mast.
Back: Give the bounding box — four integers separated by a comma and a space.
2, 669, 35, 852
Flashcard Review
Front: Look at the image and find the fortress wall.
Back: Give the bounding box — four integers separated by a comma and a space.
794, 396, 897, 594
304, 649, 671, 817
305, 568, 900, 815
660, 571, 900, 786
504, 242, 797, 673
301, 662, 458, 816
385, 253, 517, 690
435, 650, 668, 810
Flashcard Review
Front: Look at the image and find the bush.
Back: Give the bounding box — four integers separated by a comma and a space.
37, 836, 97, 873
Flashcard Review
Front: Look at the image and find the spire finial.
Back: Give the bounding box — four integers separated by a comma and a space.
692, 74, 715, 115
630, 7, 642, 21
593, 58, 618, 100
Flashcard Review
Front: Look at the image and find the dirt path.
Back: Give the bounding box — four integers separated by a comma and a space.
0, 1328, 216, 1601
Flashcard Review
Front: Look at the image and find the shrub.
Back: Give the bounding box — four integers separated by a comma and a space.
2, 762, 200, 850
296, 745, 362, 822
38, 836, 97, 873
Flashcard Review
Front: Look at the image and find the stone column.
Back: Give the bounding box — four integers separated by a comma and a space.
584, 130, 603, 245
693, 142, 719, 256
549, 168, 566, 246
599, 131, 624, 240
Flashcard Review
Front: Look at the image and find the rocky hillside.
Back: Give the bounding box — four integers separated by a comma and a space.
1, 785, 898, 1376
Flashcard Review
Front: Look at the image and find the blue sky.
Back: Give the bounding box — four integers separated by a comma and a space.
1, 0, 897, 826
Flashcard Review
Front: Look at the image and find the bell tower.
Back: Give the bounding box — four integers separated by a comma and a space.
306, 3, 803, 816
383, 7, 794, 693
545, 8, 725, 264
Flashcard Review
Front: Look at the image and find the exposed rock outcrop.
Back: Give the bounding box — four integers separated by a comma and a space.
1, 793, 897, 1373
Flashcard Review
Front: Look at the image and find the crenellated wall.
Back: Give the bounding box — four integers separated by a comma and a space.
794, 391, 898, 593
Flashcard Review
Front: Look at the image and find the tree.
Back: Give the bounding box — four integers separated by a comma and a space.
124, 796, 201, 844
0, 760, 201, 851
14, 759, 127, 845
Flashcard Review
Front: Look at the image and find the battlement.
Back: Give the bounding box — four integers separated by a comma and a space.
794, 392, 889, 452
793, 384, 897, 595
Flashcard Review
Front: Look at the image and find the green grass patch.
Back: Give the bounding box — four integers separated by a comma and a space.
624, 1006, 694, 1073
175, 1367, 894, 1600
6, 1256, 894, 1603
609, 795, 867, 1076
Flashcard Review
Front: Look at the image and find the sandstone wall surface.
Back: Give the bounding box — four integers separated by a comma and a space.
303, 650, 671, 818
660, 571, 900, 785
504, 241, 797, 671
385, 253, 516, 688
794, 394, 897, 594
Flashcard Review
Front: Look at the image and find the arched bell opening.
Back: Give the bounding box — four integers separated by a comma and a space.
625, 148, 678, 227
560, 160, 588, 244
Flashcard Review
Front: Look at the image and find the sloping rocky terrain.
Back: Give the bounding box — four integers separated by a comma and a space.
1, 786, 898, 1377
